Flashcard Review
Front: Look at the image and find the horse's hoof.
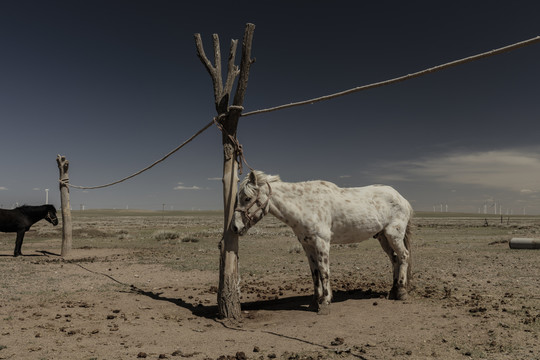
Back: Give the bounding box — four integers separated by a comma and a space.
317, 303, 331, 315
391, 288, 408, 301
388, 287, 408, 300
397, 289, 408, 300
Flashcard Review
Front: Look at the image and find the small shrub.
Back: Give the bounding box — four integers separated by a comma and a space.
181, 237, 200, 243
288, 244, 303, 254
73, 228, 109, 238
152, 230, 180, 241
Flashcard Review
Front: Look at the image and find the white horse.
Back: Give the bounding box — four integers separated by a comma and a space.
231, 170, 413, 314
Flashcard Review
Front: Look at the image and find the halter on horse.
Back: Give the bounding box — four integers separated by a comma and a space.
233, 181, 272, 234
232, 170, 413, 314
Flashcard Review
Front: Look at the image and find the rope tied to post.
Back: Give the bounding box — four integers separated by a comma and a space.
64, 118, 215, 190
59, 178, 69, 188
212, 105, 253, 175
59, 36, 539, 190
64, 106, 253, 190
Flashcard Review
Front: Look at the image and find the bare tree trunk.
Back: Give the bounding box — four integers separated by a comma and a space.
194, 23, 255, 319
56, 155, 73, 257
218, 139, 241, 318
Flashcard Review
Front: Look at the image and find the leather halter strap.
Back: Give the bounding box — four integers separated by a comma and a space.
45, 211, 57, 223
235, 182, 272, 228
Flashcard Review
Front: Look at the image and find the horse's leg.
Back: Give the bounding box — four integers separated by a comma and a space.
14, 231, 25, 257
300, 240, 321, 310
376, 233, 400, 299
315, 237, 332, 315
299, 236, 332, 314
383, 222, 410, 300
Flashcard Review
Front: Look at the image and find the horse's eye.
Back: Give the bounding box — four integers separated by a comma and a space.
244, 197, 251, 203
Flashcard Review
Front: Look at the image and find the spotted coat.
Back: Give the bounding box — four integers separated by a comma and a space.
232, 170, 413, 314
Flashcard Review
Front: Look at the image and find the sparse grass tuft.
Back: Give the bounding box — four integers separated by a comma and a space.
288, 244, 303, 254
152, 230, 180, 241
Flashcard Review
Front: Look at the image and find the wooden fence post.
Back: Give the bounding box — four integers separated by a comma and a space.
56, 155, 73, 257
195, 23, 255, 319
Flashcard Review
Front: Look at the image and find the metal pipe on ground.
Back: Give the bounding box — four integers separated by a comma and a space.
509, 238, 540, 249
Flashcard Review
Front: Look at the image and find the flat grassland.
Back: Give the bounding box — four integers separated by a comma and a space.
0, 211, 539, 359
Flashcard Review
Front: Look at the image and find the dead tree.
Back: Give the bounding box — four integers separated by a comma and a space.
56, 154, 73, 256
195, 23, 255, 319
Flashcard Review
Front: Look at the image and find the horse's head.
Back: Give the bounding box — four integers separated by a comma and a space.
45, 205, 59, 226
231, 171, 272, 236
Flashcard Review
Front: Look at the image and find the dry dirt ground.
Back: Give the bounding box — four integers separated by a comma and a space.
0, 210, 539, 360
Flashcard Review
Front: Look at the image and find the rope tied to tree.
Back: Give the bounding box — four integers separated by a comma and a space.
60, 35, 539, 190
59, 178, 69, 188
64, 106, 252, 190
213, 105, 253, 175
240, 35, 540, 118
64, 117, 215, 189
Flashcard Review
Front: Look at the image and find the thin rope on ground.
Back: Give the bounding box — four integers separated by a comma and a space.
241, 36, 540, 118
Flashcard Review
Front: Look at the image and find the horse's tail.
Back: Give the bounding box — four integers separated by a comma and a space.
404, 220, 413, 288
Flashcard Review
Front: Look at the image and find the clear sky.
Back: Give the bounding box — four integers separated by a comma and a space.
1, 1, 539, 214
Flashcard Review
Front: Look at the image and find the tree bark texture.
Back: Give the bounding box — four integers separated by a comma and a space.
56, 155, 73, 257
195, 23, 255, 319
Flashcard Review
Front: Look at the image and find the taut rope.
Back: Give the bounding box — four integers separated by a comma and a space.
241, 36, 540, 117
65, 118, 216, 189
64, 36, 539, 190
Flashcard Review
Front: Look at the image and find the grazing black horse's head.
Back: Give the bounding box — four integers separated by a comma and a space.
44, 205, 59, 226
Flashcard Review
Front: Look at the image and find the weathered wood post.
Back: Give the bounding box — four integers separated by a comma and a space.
195, 23, 255, 319
56, 154, 73, 257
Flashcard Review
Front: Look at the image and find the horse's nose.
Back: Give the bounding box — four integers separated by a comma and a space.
231, 224, 239, 234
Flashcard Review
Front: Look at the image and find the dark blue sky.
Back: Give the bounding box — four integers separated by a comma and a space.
1, 1, 539, 213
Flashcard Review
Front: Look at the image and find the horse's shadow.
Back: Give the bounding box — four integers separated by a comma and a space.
35, 260, 385, 319
2, 252, 385, 319
130, 286, 386, 319
243, 288, 386, 312
36, 250, 61, 256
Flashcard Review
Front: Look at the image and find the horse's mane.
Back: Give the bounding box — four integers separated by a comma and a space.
16, 204, 56, 212
15, 205, 33, 211
240, 170, 281, 197
252, 170, 281, 185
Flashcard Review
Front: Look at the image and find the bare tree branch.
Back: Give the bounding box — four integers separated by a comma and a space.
212, 34, 224, 104
195, 33, 222, 111
233, 23, 255, 106
194, 33, 215, 75
224, 39, 239, 97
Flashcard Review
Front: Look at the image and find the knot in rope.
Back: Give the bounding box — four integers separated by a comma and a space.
212, 106, 253, 175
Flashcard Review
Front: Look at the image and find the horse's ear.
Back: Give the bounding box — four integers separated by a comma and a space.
249, 171, 258, 186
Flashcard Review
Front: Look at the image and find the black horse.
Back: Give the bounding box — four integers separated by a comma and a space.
0, 205, 59, 257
